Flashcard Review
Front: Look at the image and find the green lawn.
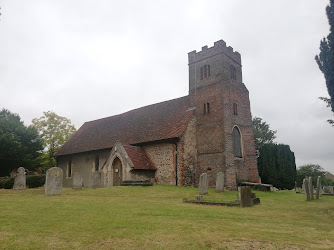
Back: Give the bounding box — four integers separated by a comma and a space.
0, 185, 333, 249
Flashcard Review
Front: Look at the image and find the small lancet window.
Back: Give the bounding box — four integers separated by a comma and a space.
203, 102, 210, 114
200, 65, 211, 80
233, 103, 238, 115
230, 65, 236, 80
67, 160, 72, 177
95, 156, 99, 172
232, 127, 242, 158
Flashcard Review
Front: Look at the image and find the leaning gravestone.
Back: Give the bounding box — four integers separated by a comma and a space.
323, 186, 334, 194
316, 176, 321, 199
215, 172, 224, 193
92, 172, 101, 189
199, 173, 208, 195
309, 177, 314, 200
303, 178, 310, 201
45, 167, 63, 195
13, 167, 26, 190
72, 172, 83, 189
238, 186, 253, 207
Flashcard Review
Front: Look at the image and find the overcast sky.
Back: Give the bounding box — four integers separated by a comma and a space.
1, 0, 333, 173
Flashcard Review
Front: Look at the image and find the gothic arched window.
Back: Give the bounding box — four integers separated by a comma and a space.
232, 126, 242, 158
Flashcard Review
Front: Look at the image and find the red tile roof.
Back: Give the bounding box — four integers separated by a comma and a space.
55, 96, 192, 156
123, 145, 156, 170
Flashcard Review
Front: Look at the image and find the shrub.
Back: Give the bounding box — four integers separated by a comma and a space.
3, 177, 14, 189
26, 174, 45, 188
0, 177, 9, 189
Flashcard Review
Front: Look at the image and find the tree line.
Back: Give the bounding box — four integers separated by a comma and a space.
0, 109, 76, 176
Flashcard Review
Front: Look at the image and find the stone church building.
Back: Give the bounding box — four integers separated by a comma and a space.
55, 39, 260, 189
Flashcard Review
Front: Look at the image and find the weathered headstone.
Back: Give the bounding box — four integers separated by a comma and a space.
296, 187, 302, 193
45, 167, 63, 195
72, 172, 83, 189
199, 173, 208, 195
92, 172, 101, 189
303, 178, 310, 201
302, 181, 305, 193
13, 167, 26, 190
195, 195, 203, 201
316, 176, 321, 199
215, 172, 224, 193
323, 186, 334, 194
238, 186, 253, 207
309, 177, 314, 200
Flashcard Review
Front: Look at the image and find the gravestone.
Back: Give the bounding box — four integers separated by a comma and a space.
215, 172, 224, 193
195, 195, 203, 201
296, 187, 301, 193
199, 173, 208, 195
323, 186, 334, 194
238, 186, 253, 207
45, 167, 63, 195
72, 172, 83, 189
13, 167, 26, 190
316, 176, 321, 199
92, 172, 101, 189
308, 177, 314, 200
302, 181, 305, 193
303, 178, 310, 201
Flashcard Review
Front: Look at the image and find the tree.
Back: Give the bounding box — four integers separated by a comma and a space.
296, 164, 334, 186
252, 116, 277, 150
315, 0, 334, 125
257, 144, 296, 189
32, 111, 76, 170
0, 109, 43, 176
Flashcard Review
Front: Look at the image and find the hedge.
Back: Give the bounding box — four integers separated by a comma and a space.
0, 175, 46, 189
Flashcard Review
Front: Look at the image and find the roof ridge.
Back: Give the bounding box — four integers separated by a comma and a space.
85, 95, 189, 124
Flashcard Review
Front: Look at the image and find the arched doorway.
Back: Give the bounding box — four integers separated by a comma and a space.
112, 157, 122, 186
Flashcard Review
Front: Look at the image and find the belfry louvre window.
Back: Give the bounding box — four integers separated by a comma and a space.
200, 65, 211, 80
232, 127, 242, 157
233, 103, 238, 115
230, 65, 236, 80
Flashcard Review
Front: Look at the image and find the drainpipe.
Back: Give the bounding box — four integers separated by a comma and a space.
174, 143, 178, 186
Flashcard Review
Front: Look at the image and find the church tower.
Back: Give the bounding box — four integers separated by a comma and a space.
188, 40, 259, 189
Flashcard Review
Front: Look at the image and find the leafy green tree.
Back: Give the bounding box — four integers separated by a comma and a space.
0, 109, 43, 176
252, 116, 277, 150
296, 164, 334, 186
315, 0, 334, 125
32, 111, 76, 170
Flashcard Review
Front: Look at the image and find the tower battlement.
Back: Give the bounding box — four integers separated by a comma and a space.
188, 39, 241, 65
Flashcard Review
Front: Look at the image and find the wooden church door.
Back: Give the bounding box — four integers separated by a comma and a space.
112, 157, 122, 186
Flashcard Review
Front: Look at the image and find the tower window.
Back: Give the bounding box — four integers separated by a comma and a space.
233, 103, 238, 115
232, 127, 242, 158
203, 102, 210, 114
230, 65, 236, 80
200, 65, 211, 80
95, 156, 99, 172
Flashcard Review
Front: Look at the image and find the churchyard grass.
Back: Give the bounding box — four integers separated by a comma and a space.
0, 185, 333, 249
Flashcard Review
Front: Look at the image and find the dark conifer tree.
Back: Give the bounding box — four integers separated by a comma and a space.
315, 0, 334, 124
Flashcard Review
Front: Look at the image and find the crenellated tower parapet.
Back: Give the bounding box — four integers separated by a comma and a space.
188, 39, 241, 66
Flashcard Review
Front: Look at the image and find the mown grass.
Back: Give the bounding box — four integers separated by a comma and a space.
0, 185, 333, 249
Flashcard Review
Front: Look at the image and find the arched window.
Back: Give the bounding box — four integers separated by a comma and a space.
232, 127, 242, 158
